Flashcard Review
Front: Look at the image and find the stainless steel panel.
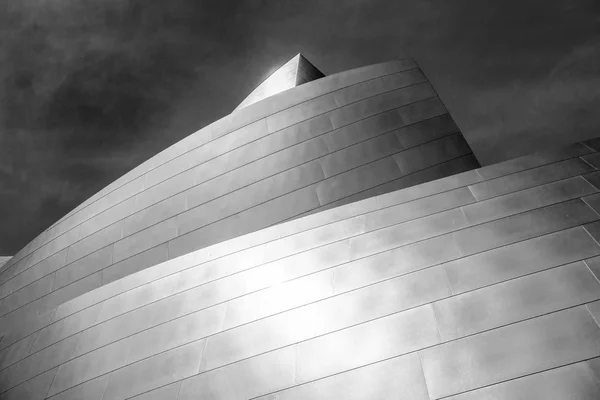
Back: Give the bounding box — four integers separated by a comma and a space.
128, 382, 181, 400
252, 136, 328, 180
2, 249, 68, 299
380, 152, 475, 196
584, 220, 600, 243
264, 353, 429, 400
9, 333, 80, 389
102, 243, 169, 285
266, 91, 338, 133
0, 334, 36, 370
54, 245, 113, 290
103, 340, 204, 400
47, 337, 131, 396
464, 176, 597, 225
395, 113, 457, 148
296, 304, 439, 383
333, 69, 423, 109
30, 303, 103, 354
40, 272, 102, 314
223, 270, 334, 330
227, 185, 321, 238
588, 300, 600, 325
583, 192, 600, 215
588, 356, 600, 381
28, 225, 80, 269
434, 261, 600, 341
446, 227, 600, 294
66, 221, 123, 264
583, 171, 600, 190
210, 118, 268, 153
380, 68, 427, 92
420, 306, 600, 399
334, 233, 460, 292
469, 158, 594, 201
444, 361, 600, 400
397, 96, 447, 125
144, 149, 203, 190
0, 362, 16, 392
350, 208, 468, 260
0, 367, 57, 400
49, 374, 110, 400
259, 114, 333, 155
0, 309, 55, 353
583, 138, 600, 152
202, 266, 447, 373
366, 186, 475, 231
113, 217, 177, 263
94, 175, 145, 218
0, 273, 54, 316
193, 140, 264, 187
179, 162, 323, 238
178, 345, 296, 400
585, 255, 600, 281
322, 107, 405, 152
320, 131, 403, 178
93, 273, 182, 325
582, 152, 600, 168
376, 165, 482, 208
330, 82, 436, 129
171, 217, 361, 303
454, 199, 599, 257
476, 143, 592, 180
79, 197, 135, 239
131, 183, 189, 235
394, 133, 472, 175
315, 156, 403, 205
124, 304, 224, 365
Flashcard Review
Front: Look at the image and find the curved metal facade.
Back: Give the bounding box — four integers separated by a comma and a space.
2, 58, 600, 400
0, 58, 479, 332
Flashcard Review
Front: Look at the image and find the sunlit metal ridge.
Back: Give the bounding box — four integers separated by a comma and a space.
235, 53, 325, 111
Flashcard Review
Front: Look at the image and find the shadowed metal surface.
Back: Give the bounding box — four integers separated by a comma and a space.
3, 58, 600, 399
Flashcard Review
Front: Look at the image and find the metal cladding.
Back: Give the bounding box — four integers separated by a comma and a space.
235, 54, 325, 110
1, 59, 600, 400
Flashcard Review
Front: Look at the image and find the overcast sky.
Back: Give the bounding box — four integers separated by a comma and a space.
1, 0, 599, 255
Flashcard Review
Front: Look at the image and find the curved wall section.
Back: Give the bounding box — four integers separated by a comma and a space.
1, 138, 600, 399
0, 58, 479, 336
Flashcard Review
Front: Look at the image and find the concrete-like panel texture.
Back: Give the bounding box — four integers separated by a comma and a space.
2, 137, 600, 399
0, 58, 479, 331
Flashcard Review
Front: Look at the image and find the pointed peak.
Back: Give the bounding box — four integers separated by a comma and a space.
235, 54, 325, 111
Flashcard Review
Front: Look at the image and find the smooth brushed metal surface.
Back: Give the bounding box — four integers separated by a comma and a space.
445, 226, 600, 294
259, 353, 429, 400
444, 361, 600, 400
434, 261, 600, 341
421, 306, 600, 399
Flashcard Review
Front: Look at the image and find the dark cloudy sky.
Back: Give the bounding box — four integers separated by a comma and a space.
1, 0, 599, 255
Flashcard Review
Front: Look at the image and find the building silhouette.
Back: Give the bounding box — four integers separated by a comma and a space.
1, 55, 600, 399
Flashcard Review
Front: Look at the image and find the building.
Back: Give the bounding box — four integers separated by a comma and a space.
0, 55, 599, 399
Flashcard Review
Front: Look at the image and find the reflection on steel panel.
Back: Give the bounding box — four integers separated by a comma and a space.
444, 361, 600, 400
421, 306, 600, 399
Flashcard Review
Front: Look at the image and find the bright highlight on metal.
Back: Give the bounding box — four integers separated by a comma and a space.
235, 53, 325, 110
